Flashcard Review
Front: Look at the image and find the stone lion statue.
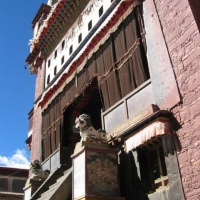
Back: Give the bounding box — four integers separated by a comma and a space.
75, 114, 107, 143
30, 159, 50, 180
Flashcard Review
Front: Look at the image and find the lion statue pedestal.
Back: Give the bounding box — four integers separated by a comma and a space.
71, 143, 125, 200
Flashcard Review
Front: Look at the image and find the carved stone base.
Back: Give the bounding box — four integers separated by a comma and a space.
72, 143, 124, 200
24, 179, 43, 200
74, 141, 110, 153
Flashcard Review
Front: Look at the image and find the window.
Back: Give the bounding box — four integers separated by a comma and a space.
54, 66, 57, 75
12, 179, 26, 193
88, 20, 92, 31
0, 178, 8, 192
54, 50, 57, 58
47, 74, 50, 85
119, 132, 183, 199
61, 40, 65, 50
138, 139, 168, 193
61, 56, 64, 64
78, 33, 82, 43
99, 6, 103, 17
69, 45, 73, 55
97, 9, 149, 110
48, 59, 51, 68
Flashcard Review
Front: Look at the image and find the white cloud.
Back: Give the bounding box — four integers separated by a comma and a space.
0, 149, 30, 169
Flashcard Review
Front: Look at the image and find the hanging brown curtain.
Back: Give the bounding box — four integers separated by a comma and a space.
86, 55, 97, 81
51, 127, 56, 152
50, 101, 55, 152
55, 118, 61, 148
97, 38, 121, 109
124, 8, 149, 88
42, 100, 61, 160
42, 107, 50, 159
55, 96, 61, 149
103, 38, 121, 106
112, 7, 149, 100
77, 70, 88, 94
96, 6, 150, 110
42, 129, 51, 159
61, 84, 70, 110
96, 46, 110, 109
113, 22, 134, 97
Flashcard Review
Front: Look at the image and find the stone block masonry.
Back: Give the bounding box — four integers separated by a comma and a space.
154, 0, 200, 199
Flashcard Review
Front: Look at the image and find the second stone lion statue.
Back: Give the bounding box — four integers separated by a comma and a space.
75, 114, 107, 143
30, 159, 50, 180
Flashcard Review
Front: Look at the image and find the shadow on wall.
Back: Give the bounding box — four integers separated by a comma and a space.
170, 113, 182, 152
119, 150, 149, 200
188, 0, 200, 32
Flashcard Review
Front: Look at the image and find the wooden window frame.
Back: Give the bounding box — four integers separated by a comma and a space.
138, 138, 169, 194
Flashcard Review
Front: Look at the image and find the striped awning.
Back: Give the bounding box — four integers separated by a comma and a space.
124, 120, 172, 153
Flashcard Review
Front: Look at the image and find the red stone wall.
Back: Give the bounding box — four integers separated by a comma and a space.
30, 107, 42, 162
34, 62, 45, 101
30, 62, 45, 162
154, 0, 200, 199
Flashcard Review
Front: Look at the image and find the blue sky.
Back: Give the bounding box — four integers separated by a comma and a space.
0, 1, 45, 168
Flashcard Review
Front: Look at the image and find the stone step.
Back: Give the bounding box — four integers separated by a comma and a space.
36, 168, 72, 200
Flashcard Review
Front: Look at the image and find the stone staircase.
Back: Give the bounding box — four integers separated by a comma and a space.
31, 165, 72, 200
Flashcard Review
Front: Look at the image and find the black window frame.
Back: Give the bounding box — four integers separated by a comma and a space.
78, 33, 82, 43
61, 40, 65, 50
137, 138, 169, 194
54, 50, 57, 58
69, 45, 73, 55
99, 6, 103, 17
47, 74, 50, 85
48, 59, 51, 68
54, 66, 57, 75
88, 20, 92, 31
61, 56, 64, 64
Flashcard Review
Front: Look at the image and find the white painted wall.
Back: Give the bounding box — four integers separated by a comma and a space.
44, 0, 114, 88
